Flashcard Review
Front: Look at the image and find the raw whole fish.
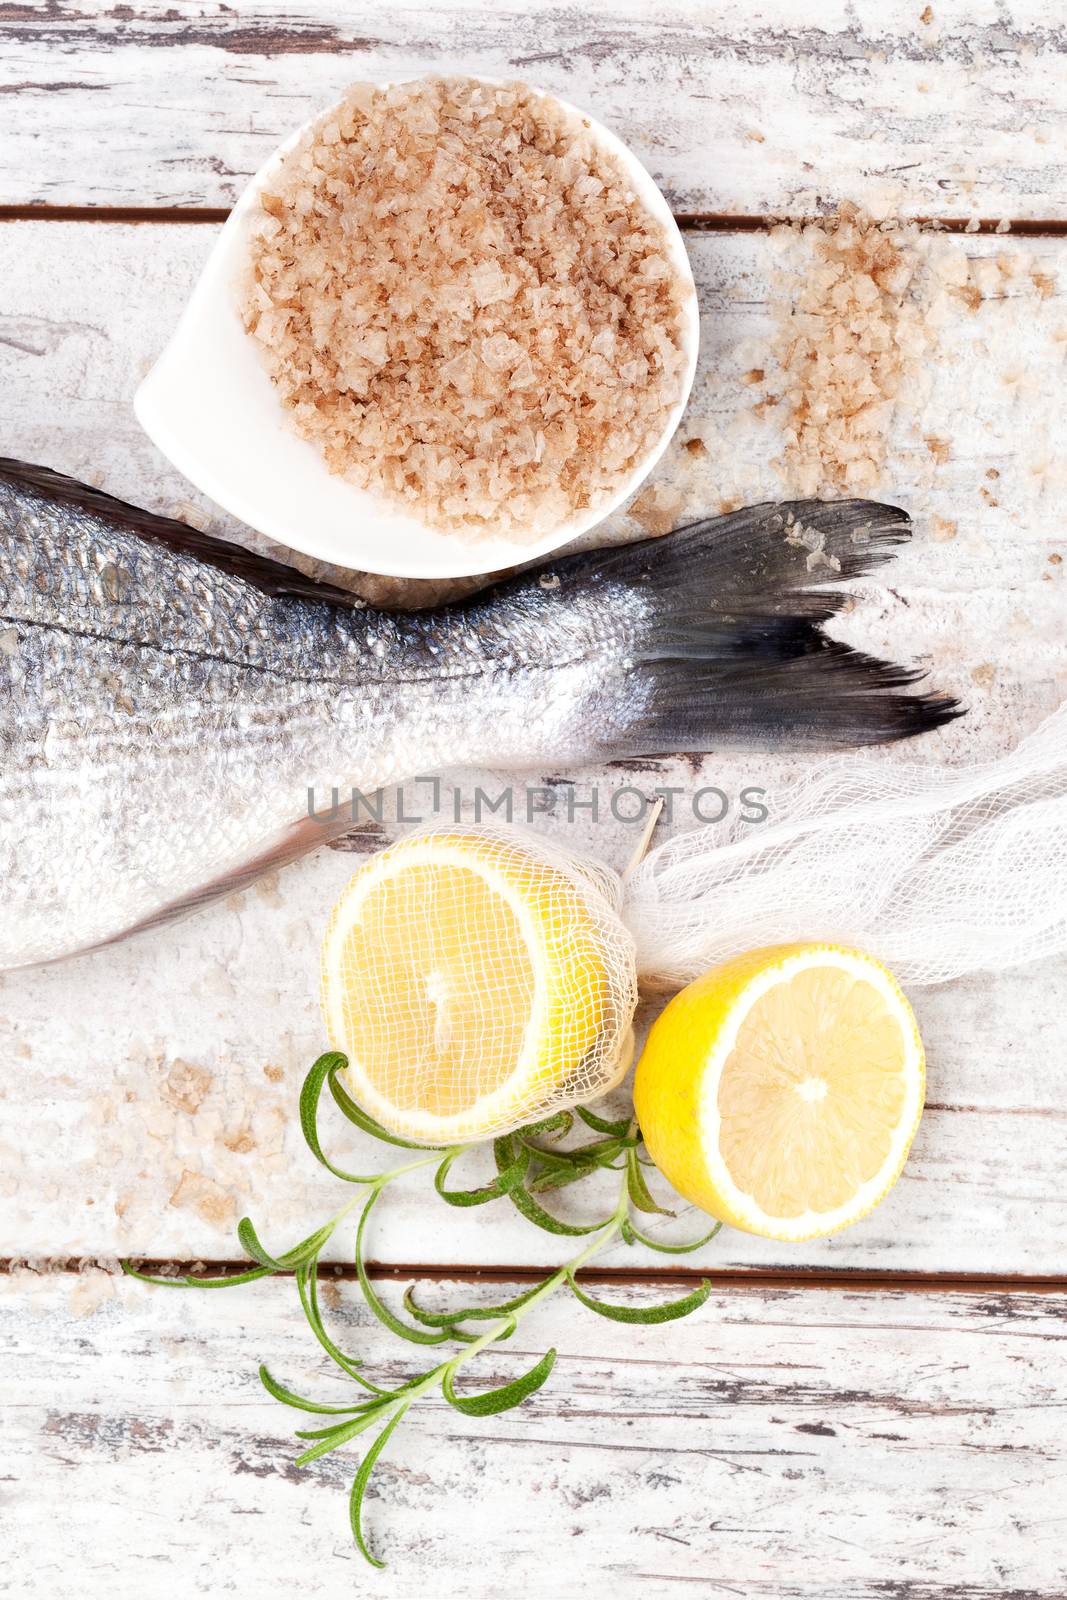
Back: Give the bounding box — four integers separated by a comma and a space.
0, 460, 959, 969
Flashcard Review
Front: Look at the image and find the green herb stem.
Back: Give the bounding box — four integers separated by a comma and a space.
445, 1200, 626, 1375
125, 1069, 721, 1569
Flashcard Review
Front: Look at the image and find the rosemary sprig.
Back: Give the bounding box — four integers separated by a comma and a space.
123, 1052, 719, 1568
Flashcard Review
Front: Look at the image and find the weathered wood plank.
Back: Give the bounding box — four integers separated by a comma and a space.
2, 221, 1063, 738
2, 2, 1066, 217
3, 1270, 1066, 1597
3, 933, 1067, 1273
1, 218, 1066, 1271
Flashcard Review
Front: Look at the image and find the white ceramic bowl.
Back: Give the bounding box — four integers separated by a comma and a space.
135, 80, 699, 580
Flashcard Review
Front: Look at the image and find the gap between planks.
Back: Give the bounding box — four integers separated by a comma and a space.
4, 1259, 1067, 1295
1, 204, 1066, 235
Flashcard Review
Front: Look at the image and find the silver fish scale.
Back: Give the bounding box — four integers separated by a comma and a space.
0, 472, 645, 967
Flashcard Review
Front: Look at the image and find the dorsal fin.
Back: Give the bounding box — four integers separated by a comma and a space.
0, 457, 364, 609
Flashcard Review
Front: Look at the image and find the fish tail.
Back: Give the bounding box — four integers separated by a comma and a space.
555, 499, 963, 751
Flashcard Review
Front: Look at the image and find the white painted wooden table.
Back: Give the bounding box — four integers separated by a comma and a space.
2, 6, 1066, 1596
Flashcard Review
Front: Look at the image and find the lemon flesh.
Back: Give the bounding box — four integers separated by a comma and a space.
321, 831, 612, 1143
634, 943, 925, 1241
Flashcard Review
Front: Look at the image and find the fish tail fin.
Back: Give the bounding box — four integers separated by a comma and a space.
556, 499, 963, 751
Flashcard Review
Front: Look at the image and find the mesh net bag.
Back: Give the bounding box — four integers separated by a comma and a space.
321, 824, 638, 1144
624, 702, 1067, 989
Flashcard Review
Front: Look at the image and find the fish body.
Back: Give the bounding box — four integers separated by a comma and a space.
0, 460, 958, 969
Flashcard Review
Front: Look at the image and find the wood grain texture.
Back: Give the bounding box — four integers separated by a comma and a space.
3, 10, 1067, 1592
1, 217, 1066, 1272
1, 221, 1063, 731
3, 931, 1067, 1274
2, 2, 1067, 218
4, 1269, 1067, 1598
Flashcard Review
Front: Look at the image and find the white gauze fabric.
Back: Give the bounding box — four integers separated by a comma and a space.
623, 702, 1067, 987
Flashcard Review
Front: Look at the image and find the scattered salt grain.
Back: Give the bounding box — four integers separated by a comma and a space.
629, 484, 683, 536
765, 204, 930, 498
785, 516, 842, 573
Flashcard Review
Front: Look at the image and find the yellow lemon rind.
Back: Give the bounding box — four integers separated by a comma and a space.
634, 943, 925, 1243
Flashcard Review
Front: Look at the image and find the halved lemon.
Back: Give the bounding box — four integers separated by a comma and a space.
633, 944, 924, 1240
321, 829, 632, 1144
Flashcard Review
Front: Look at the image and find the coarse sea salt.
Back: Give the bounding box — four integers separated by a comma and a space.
241, 76, 690, 542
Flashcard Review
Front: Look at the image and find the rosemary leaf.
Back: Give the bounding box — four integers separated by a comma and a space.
442, 1345, 557, 1417
294, 1402, 395, 1462
433, 1141, 529, 1207
259, 1364, 381, 1417
525, 1167, 604, 1197
328, 1063, 441, 1150
119, 1261, 272, 1290
528, 1134, 636, 1164
523, 1149, 598, 1194
521, 1110, 574, 1142
237, 1215, 335, 1272
494, 1136, 615, 1237
525, 1135, 634, 1194
396, 1287, 480, 1343
403, 1280, 543, 1328
295, 1258, 386, 1391
349, 1403, 411, 1569
503, 1177, 616, 1236
622, 1217, 723, 1255
356, 1189, 449, 1345
294, 1404, 393, 1441
565, 1270, 712, 1324
299, 1053, 381, 1183
625, 1148, 675, 1217
575, 1105, 634, 1138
